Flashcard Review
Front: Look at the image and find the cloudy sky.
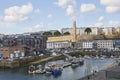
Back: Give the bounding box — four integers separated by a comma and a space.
0, 0, 120, 34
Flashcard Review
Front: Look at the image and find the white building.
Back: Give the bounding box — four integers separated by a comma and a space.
115, 27, 120, 33
96, 40, 114, 50
75, 41, 94, 49
79, 27, 100, 35
82, 41, 93, 49
47, 41, 72, 49
102, 27, 114, 35
61, 27, 100, 36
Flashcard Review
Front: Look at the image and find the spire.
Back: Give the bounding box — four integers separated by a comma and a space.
72, 20, 77, 42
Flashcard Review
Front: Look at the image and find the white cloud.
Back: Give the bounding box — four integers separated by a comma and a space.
100, 0, 120, 6
80, 3, 97, 13
100, 0, 120, 13
106, 6, 120, 13
4, 3, 33, 22
47, 14, 52, 18
66, 5, 74, 16
98, 16, 104, 22
27, 23, 44, 32
54, 0, 76, 17
108, 21, 120, 27
94, 16, 104, 27
94, 22, 103, 27
54, 0, 76, 8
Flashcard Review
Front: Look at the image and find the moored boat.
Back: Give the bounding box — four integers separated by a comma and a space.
35, 65, 45, 74
52, 68, 62, 76
71, 57, 84, 68
45, 65, 52, 75
28, 65, 35, 74
45, 63, 63, 76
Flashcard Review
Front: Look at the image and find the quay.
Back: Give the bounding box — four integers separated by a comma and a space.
77, 61, 120, 80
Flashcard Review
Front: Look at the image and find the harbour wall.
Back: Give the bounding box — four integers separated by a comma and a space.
0, 61, 19, 68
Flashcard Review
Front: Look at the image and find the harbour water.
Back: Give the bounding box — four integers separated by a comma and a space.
0, 58, 115, 80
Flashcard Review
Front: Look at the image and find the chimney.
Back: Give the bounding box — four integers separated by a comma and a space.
72, 20, 77, 42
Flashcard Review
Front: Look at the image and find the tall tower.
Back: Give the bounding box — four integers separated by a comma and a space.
72, 20, 77, 42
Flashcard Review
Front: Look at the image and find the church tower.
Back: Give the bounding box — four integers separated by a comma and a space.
72, 20, 77, 42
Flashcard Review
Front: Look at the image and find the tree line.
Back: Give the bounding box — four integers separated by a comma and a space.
43, 31, 70, 36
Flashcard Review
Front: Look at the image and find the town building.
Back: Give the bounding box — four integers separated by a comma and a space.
75, 41, 94, 50
0, 46, 30, 58
75, 40, 118, 51
47, 21, 77, 49
47, 41, 72, 49
82, 41, 94, 49
47, 36, 72, 49
102, 27, 115, 35
114, 27, 120, 33
96, 40, 114, 50
61, 27, 101, 36
114, 40, 120, 50
0, 34, 47, 58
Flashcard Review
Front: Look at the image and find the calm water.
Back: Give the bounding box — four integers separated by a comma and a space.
0, 58, 115, 80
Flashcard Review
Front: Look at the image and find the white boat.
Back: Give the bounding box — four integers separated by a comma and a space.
35, 65, 45, 74
84, 55, 91, 59
28, 65, 35, 74
94, 55, 99, 59
45, 66, 53, 75
71, 57, 84, 68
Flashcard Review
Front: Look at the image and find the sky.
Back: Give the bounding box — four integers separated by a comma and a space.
0, 0, 120, 34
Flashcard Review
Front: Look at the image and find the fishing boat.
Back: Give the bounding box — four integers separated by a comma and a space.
45, 64, 53, 75
28, 65, 35, 74
52, 67, 62, 77
35, 65, 45, 74
71, 57, 84, 68
52, 64, 63, 77
45, 63, 63, 76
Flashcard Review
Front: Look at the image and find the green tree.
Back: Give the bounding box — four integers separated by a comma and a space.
43, 31, 52, 36
63, 32, 70, 35
85, 28, 92, 35
54, 31, 61, 36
